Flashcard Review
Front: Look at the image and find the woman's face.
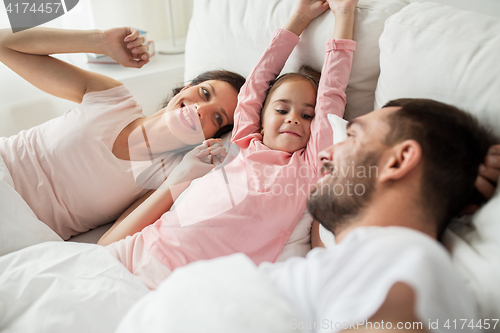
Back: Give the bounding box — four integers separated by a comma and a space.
167, 80, 239, 139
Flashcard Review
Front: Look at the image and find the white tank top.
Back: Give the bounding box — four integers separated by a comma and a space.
0, 85, 182, 240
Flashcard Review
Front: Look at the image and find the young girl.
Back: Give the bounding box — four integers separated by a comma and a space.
101, 0, 358, 289
0, 27, 244, 240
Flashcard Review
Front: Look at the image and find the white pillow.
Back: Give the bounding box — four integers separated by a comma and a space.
275, 209, 313, 261
185, 0, 409, 120
0, 156, 62, 256
375, 2, 500, 137
116, 254, 299, 333
375, 2, 500, 319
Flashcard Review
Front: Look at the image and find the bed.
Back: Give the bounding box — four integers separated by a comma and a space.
1, 0, 500, 332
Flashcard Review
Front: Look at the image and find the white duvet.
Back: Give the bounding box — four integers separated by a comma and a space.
0, 243, 299, 333
0, 242, 149, 333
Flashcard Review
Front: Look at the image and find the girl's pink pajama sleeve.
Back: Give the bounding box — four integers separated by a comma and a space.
232, 29, 300, 143
304, 39, 356, 172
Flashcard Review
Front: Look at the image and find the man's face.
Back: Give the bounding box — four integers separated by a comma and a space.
307, 107, 399, 234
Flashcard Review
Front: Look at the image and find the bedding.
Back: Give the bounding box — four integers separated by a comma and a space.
1, 0, 500, 331
0, 155, 62, 257
0, 244, 300, 333
116, 254, 300, 333
0, 242, 148, 333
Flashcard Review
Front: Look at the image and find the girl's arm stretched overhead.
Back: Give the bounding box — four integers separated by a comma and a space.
232, 0, 330, 143
0, 27, 149, 103
305, 0, 358, 170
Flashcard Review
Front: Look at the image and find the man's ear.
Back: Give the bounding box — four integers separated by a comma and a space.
379, 140, 422, 183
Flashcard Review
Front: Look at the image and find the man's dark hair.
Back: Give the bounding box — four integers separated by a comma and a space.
383, 98, 497, 237
162, 70, 246, 138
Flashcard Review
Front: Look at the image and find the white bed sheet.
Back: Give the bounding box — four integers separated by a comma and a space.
0, 242, 149, 333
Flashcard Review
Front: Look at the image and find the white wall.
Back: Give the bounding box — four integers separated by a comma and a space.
89, 0, 193, 41
0, 0, 191, 137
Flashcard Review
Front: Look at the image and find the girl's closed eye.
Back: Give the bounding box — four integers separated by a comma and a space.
302, 113, 314, 120
276, 109, 288, 114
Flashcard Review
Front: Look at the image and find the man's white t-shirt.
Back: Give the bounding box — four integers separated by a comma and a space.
259, 226, 478, 333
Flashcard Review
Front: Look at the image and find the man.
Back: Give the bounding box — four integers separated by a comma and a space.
260, 99, 498, 332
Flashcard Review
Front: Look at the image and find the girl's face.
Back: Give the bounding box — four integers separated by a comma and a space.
167, 80, 239, 139
261, 78, 316, 153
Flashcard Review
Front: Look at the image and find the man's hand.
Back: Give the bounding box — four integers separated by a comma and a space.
101, 27, 150, 68
476, 144, 500, 199
461, 145, 500, 215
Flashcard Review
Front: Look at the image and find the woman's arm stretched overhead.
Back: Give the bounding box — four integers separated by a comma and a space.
0, 27, 150, 103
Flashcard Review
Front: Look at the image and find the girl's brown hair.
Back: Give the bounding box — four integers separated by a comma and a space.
261, 65, 321, 117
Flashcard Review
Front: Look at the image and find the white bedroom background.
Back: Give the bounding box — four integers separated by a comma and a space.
0, 0, 192, 137
0, 0, 193, 40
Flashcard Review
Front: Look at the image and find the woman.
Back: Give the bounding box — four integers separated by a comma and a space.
0, 27, 245, 240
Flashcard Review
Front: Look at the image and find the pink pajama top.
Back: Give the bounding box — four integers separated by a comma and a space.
141, 29, 356, 270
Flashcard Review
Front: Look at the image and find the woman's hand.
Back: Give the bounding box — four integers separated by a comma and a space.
166, 139, 227, 187
295, 0, 330, 21
101, 27, 150, 68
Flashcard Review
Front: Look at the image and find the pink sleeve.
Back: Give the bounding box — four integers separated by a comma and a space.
305, 39, 356, 171
231, 29, 300, 144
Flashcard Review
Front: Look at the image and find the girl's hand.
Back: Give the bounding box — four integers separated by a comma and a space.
166, 139, 227, 187
285, 0, 329, 36
101, 27, 150, 68
327, 0, 359, 14
295, 0, 330, 21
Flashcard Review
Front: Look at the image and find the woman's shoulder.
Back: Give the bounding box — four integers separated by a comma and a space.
82, 84, 132, 101
72, 84, 143, 123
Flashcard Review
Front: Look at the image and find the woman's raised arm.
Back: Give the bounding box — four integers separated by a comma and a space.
0, 27, 149, 103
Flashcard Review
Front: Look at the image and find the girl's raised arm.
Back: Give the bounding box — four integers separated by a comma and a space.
305, 0, 358, 170
0, 27, 149, 103
231, 0, 329, 142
